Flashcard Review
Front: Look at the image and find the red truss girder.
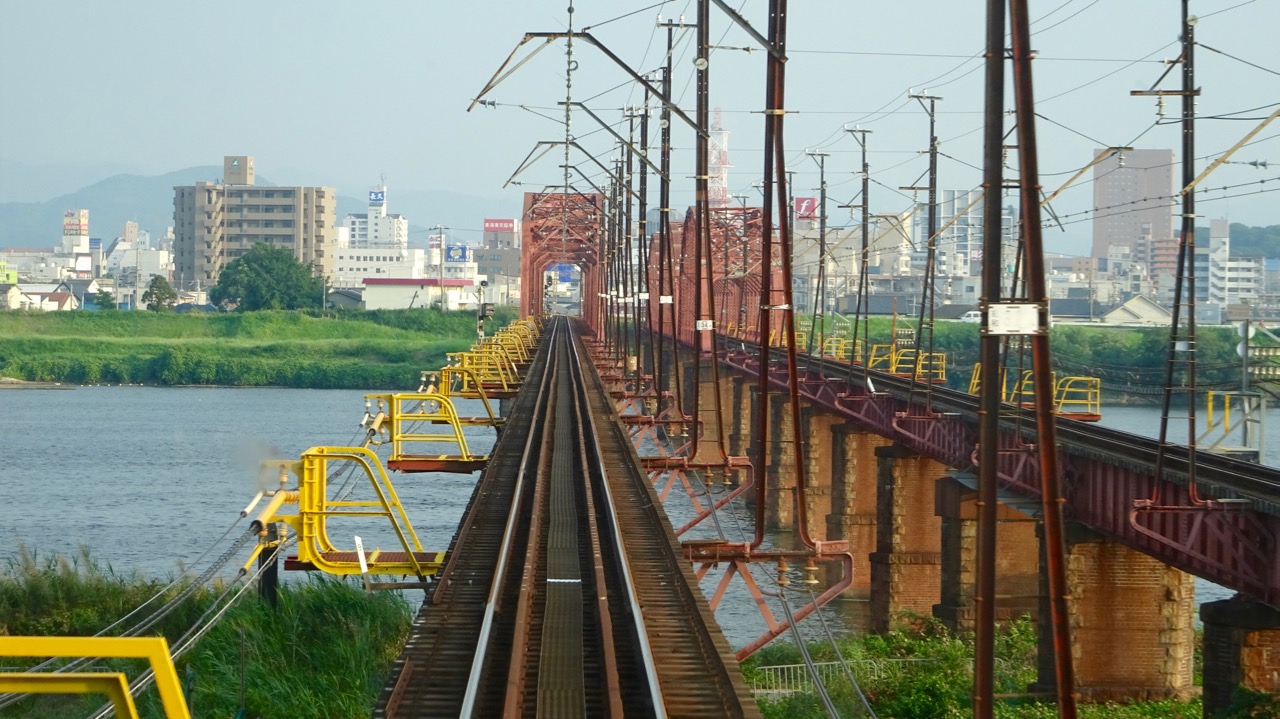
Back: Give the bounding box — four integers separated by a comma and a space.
521, 192, 604, 320
718, 347, 1280, 605
659, 207, 783, 349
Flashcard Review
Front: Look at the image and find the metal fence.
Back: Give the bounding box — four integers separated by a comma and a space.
750, 657, 1015, 696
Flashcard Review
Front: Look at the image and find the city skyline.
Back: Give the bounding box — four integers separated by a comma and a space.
1, 1, 1277, 260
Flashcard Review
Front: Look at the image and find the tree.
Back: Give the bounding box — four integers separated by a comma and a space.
209, 244, 324, 311
141, 275, 178, 311
92, 289, 117, 310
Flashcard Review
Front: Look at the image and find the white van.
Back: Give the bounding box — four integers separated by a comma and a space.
960, 310, 982, 323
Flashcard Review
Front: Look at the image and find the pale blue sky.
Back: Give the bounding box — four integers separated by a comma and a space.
1, 0, 1276, 254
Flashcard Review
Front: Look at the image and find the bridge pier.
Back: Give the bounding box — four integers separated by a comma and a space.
688, 364, 732, 464
765, 394, 798, 528
728, 376, 752, 459
1034, 525, 1195, 702
828, 424, 888, 593
799, 408, 837, 542
1200, 597, 1280, 716
931, 476, 1039, 634
869, 444, 944, 633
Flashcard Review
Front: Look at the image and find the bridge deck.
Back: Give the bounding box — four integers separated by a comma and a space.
374, 318, 757, 718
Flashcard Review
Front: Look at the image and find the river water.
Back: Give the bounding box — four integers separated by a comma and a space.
0, 386, 1272, 647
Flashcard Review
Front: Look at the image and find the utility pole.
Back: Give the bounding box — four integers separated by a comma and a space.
1149, 0, 1200, 490
846, 126, 872, 366
974, 2, 1004, 715
805, 150, 829, 355
904, 91, 942, 405
433, 224, 447, 310
656, 14, 696, 418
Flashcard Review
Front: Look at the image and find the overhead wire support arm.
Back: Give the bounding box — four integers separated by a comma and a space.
561, 101, 668, 179
471, 31, 706, 138
1180, 107, 1280, 194
504, 140, 644, 202
466, 34, 560, 112
502, 142, 562, 188
709, 0, 785, 61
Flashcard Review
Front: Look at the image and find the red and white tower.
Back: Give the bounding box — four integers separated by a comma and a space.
709, 108, 732, 207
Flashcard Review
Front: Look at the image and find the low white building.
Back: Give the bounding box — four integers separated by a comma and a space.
331, 246, 430, 289
362, 278, 482, 311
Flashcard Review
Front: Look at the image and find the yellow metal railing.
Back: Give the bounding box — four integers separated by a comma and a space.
820, 337, 863, 362
767, 329, 808, 348
366, 392, 486, 466
970, 363, 1101, 418
868, 343, 896, 370
244, 446, 441, 579
446, 349, 518, 394
888, 348, 947, 382
0, 636, 190, 719
1054, 376, 1100, 417
438, 367, 505, 426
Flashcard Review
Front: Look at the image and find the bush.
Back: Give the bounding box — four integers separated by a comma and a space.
0, 547, 412, 719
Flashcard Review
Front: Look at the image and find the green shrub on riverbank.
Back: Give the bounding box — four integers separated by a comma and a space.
0, 307, 515, 388
0, 546, 411, 719
744, 613, 1205, 719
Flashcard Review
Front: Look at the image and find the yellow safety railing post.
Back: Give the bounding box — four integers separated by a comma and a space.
0, 636, 190, 719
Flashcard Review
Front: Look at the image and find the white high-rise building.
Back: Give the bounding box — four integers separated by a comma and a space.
340, 186, 408, 249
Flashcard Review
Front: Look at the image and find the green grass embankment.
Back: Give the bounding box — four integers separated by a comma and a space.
804, 316, 1242, 394
744, 614, 1217, 719
0, 547, 411, 719
0, 307, 517, 388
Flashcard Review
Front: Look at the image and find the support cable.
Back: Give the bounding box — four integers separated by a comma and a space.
804, 583, 877, 718
776, 586, 840, 719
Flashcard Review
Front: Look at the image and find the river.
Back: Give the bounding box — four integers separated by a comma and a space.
0, 386, 1271, 647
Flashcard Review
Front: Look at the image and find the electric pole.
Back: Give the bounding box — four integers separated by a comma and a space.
846, 126, 872, 366
805, 150, 829, 355
904, 91, 942, 405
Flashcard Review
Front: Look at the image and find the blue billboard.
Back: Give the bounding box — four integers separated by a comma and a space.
555, 263, 574, 282
445, 245, 469, 263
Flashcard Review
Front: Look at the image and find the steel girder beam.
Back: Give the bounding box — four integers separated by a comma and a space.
715, 347, 1280, 606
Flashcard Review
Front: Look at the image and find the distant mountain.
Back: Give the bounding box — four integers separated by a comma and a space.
0, 166, 221, 248
0, 158, 142, 204
0, 165, 521, 250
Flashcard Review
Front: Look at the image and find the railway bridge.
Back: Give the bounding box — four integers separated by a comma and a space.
501, 182, 1280, 714
365, 309, 1280, 717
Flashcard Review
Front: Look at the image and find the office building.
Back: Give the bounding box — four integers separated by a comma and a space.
1091, 149, 1174, 261
340, 186, 408, 249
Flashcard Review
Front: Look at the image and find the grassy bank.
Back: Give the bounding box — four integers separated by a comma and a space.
804, 316, 1242, 393
743, 614, 1217, 719
0, 307, 516, 389
0, 547, 411, 719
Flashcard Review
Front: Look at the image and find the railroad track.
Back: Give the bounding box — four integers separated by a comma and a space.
376, 318, 758, 718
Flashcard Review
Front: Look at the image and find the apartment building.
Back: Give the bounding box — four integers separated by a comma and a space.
173, 156, 336, 289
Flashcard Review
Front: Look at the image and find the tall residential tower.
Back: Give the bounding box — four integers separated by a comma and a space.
173, 156, 336, 289
1090, 148, 1174, 263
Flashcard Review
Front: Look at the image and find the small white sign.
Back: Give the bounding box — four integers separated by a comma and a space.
986, 303, 1042, 335
353, 535, 369, 574
638, 292, 650, 301
659, 295, 674, 305
696, 320, 714, 331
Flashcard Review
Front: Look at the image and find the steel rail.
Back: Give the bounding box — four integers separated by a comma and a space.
458, 321, 561, 718
568, 325, 669, 718
567, 334, 625, 716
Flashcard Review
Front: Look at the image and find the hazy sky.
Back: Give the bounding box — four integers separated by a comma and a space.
1, 0, 1276, 255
